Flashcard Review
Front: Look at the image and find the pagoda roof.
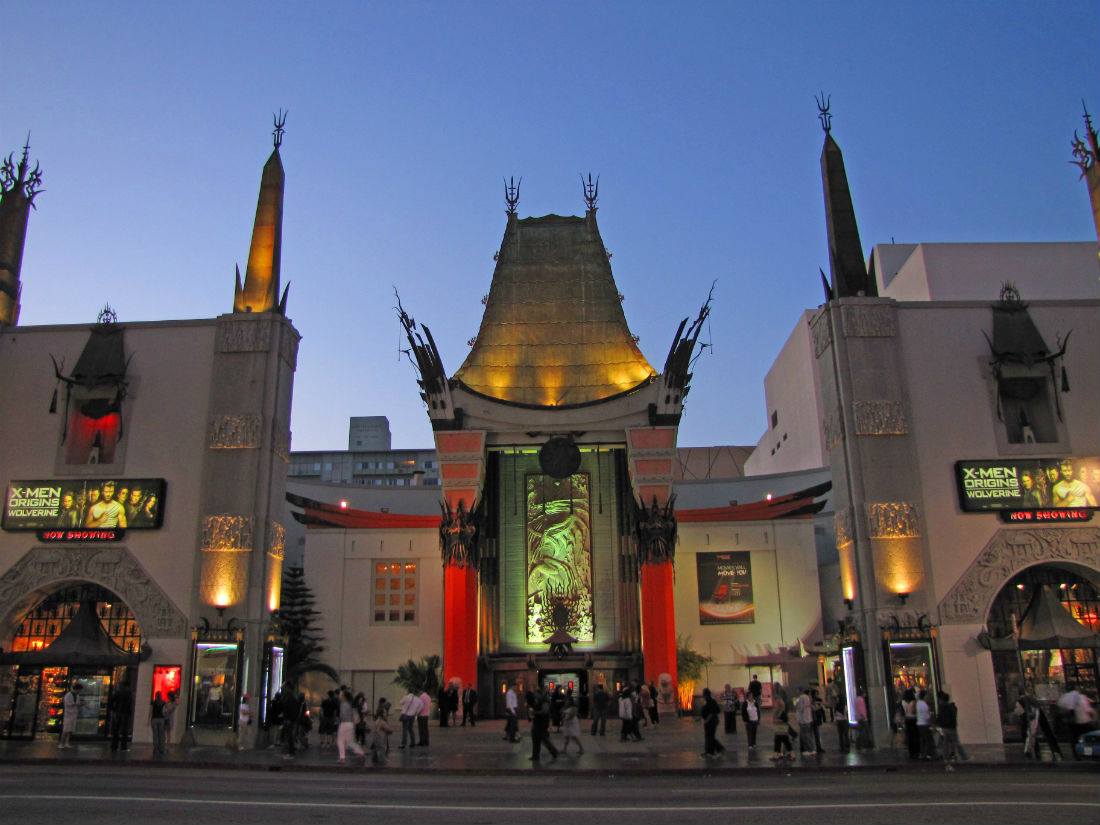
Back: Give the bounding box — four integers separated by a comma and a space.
452, 212, 656, 408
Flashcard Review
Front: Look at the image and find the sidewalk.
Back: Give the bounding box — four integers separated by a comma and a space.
1, 717, 1094, 775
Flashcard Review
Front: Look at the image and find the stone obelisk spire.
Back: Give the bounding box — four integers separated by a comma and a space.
0, 139, 43, 326
233, 111, 288, 314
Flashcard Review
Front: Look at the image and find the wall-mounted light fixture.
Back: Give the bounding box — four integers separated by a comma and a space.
843, 598, 854, 611
897, 591, 909, 606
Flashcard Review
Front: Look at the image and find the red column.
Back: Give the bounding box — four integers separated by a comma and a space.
640, 560, 677, 693
443, 563, 479, 688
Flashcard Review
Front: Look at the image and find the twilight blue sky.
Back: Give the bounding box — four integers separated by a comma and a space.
3, 2, 1097, 451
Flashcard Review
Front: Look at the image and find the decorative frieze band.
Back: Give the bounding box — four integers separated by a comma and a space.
208, 414, 262, 449
201, 514, 254, 552
939, 528, 1100, 624
218, 320, 272, 353
866, 502, 921, 539
853, 401, 908, 436
841, 305, 896, 338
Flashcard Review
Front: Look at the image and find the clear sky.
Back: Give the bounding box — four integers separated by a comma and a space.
3, 2, 1097, 452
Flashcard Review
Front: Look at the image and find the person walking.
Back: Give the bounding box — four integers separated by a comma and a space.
647, 681, 661, 725
853, 688, 870, 749
901, 688, 919, 759
834, 694, 850, 753
561, 695, 584, 755
59, 682, 82, 749
701, 687, 724, 757
935, 690, 968, 763
149, 691, 167, 755
916, 690, 935, 760
369, 700, 395, 765
810, 688, 826, 753
720, 684, 738, 735
319, 690, 338, 748
795, 688, 815, 755
461, 684, 478, 727
638, 682, 653, 728
529, 687, 559, 762
336, 689, 366, 764
417, 686, 432, 746
164, 691, 178, 744
437, 684, 449, 728
503, 682, 520, 742
742, 692, 760, 750
236, 693, 254, 751
1058, 687, 1098, 758
354, 692, 369, 746
748, 674, 763, 705
279, 686, 303, 759
445, 682, 460, 726
630, 683, 645, 740
108, 681, 133, 752
398, 689, 421, 749
770, 687, 793, 760
590, 683, 609, 736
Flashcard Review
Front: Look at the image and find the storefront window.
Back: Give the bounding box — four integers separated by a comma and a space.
10, 584, 141, 653
189, 641, 241, 729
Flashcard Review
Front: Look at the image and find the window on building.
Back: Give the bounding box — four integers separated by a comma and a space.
424, 460, 434, 469
372, 561, 418, 624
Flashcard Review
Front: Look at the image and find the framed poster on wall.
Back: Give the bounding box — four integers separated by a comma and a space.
696, 551, 754, 624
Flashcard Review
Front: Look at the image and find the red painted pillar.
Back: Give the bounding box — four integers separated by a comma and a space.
640, 560, 677, 693
443, 562, 479, 688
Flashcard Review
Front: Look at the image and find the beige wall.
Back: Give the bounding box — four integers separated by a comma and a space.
674, 519, 822, 693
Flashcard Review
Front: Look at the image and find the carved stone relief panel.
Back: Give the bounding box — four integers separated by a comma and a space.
268, 521, 286, 560
200, 515, 254, 551
866, 502, 921, 538
0, 546, 189, 638
835, 508, 853, 548
207, 414, 262, 449
823, 408, 845, 451
271, 426, 291, 463
811, 312, 833, 358
218, 320, 272, 353
841, 305, 896, 338
853, 401, 909, 435
939, 528, 1100, 624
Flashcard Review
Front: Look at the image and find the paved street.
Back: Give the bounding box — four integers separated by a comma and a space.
1, 764, 1097, 825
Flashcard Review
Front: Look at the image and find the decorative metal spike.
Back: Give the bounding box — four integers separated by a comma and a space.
581, 172, 599, 211
272, 109, 288, 149
504, 176, 521, 215
1062, 365, 1070, 393
815, 92, 832, 135
48, 387, 57, 414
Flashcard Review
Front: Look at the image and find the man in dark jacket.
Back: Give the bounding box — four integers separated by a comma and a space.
108, 682, 134, 752
529, 688, 559, 762
461, 685, 478, 726
590, 683, 609, 736
279, 683, 302, 758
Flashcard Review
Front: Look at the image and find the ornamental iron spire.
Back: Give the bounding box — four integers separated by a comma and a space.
815, 92, 832, 135
272, 109, 288, 149
1071, 101, 1100, 253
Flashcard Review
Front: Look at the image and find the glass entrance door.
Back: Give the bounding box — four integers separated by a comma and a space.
72, 673, 112, 737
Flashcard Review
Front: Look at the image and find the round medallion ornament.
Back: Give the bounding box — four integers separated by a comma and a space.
538, 436, 582, 479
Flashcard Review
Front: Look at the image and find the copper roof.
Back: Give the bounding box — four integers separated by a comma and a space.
453, 213, 656, 407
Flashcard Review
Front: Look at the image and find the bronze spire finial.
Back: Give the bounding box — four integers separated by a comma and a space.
581, 172, 599, 211
0, 137, 43, 205
1071, 101, 1099, 178
815, 92, 832, 135
504, 176, 521, 215
272, 109, 288, 149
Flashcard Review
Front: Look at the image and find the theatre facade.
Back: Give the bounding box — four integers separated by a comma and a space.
0, 126, 298, 743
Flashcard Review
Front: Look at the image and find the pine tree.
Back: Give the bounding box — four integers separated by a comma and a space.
273, 566, 338, 685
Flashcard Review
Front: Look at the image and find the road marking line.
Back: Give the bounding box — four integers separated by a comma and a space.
2, 795, 1097, 812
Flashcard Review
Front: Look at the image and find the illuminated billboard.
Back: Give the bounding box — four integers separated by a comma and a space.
955, 458, 1099, 515
525, 473, 594, 644
3, 479, 165, 531
696, 551, 755, 624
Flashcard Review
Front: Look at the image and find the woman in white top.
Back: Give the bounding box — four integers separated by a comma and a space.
336, 689, 366, 763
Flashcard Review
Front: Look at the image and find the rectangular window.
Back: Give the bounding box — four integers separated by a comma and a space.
372, 560, 418, 624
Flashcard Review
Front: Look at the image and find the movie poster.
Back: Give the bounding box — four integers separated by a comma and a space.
3, 478, 165, 530
955, 457, 1100, 512
525, 473, 594, 644
696, 551, 754, 625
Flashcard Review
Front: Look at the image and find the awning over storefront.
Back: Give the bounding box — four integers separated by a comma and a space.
0, 600, 144, 666
978, 584, 1100, 651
